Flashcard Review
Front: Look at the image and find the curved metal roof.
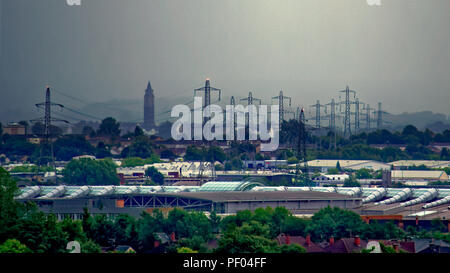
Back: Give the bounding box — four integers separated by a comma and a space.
198, 181, 262, 192
13, 183, 450, 210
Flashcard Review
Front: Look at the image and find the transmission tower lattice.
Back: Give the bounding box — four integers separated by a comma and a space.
30, 86, 68, 166
295, 108, 310, 184
310, 100, 325, 129
194, 78, 221, 124
241, 91, 261, 106
272, 90, 292, 124
338, 86, 356, 137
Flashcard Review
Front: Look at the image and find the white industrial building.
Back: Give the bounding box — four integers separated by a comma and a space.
117, 162, 214, 178
388, 160, 450, 170
312, 174, 350, 186
302, 160, 391, 172
391, 170, 449, 182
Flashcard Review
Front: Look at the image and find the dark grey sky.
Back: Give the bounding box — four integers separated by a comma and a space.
0, 0, 449, 123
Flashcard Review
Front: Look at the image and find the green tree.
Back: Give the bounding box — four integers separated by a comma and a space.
215, 222, 279, 253
113, 214, 139, 249
15, 209, 68, 253
205, 146, 227, 163
209, 210, 221, 234
145, 166, 165, 185
355, 168, 372, 179
1, 135, 37, 158
306, 206, 366, 242
177, 247, 198, 253
166, 208, 213, 241
177, 236, 207, 253
287, 157, 299, 164
59, 217, 87, 243
336, 161, 342, 171
0, 167, 22, 242
185, 145, 205, 161
134, 126, 144, 137
343, 175, 361, 187
122, 135, 155, 158
31, 122, 61, 136
53, 135, 96, 161
82, 125, 96, 136
327, 168, 339, 175
80, 239, 102, 253
121, 156, 160, 167
63, 158, 119, 185
137, 210, 166, 252
89, 214, 116, 247
97, 117, 121, 137
283, 215, 308, 237
160, 149, 176, 160
279, 243, 306, 253
379, 242, 397, 253
0, 239, 32, 253
95, 142, 112, 159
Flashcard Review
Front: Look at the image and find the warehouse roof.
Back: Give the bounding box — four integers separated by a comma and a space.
301, 159, 390, 170
391, 170, 448, 179
197, 181, 262, 192
389, 160, 450, 168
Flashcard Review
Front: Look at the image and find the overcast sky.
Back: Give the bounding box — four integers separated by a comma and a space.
0, 0, 449, 122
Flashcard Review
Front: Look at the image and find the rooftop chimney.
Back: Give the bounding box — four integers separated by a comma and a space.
354, 236, 361, 247
329, 236, 334, 245
305, 234, 311, 247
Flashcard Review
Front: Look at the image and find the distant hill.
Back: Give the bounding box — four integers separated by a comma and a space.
385, 111, 450, 131
3, 96, 449, 135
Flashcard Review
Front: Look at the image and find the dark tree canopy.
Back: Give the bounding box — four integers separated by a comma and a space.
63, 158, 119, 185
53, 135, 96, 161
97, 117, 121, 137
145, 166, 165, 185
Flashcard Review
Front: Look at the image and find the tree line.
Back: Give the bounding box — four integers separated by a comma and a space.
2, 117, 450, 166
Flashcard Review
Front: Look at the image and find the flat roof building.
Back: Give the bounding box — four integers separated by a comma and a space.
391, 170, 449, 182
302, 159, 391, 172
389, 160, 450, 169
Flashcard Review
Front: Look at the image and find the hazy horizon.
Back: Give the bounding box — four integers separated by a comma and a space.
1, 0, 449, 123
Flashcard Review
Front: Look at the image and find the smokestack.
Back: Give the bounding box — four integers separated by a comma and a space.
354, 236, 361, 247
305, 234, 311, 247
329, 236, 334, 245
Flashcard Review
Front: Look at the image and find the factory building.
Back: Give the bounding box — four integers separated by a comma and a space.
2, 122, 27, 135
15, 182, 361, 220
312, 174, 350, 186
302, 159, 391, 172
389, 160, 450, 170
14, 182, 450, 224
391, 170, 449, 182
